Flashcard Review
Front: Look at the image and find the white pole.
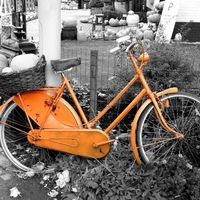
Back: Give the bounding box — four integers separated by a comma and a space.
38, 0, 61, 86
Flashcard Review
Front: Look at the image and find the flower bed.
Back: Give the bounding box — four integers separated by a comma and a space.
61, 0, 78, 10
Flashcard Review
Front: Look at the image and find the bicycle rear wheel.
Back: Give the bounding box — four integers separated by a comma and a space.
135, 92, 200, 167
0, 102, 58, 171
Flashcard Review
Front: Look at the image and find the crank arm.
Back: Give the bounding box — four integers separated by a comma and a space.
93, 139, 115, 148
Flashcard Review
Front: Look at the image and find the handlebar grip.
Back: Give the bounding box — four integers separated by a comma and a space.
110, 46, 120, 54
116, 35, 130, 44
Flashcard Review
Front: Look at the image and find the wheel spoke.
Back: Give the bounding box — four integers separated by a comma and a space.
134, 92, 200, 167
0, 103, 57, 171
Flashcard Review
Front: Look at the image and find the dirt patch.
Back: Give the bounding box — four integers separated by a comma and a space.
0, 168, 49, 200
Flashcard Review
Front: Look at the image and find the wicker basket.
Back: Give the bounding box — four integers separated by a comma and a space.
0, 55, 46, 96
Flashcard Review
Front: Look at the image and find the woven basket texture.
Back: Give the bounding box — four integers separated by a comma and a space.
0, 55, 46, 96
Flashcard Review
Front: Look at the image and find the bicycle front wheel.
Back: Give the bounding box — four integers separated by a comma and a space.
135, 92, 200, 167
0, 102, 58, 171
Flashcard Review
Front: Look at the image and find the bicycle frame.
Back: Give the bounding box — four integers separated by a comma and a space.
0, 45, 184, 163
61, 49, 183, 138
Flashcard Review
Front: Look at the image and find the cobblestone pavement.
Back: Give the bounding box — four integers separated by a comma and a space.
0, 147, 49, 199
0, 147, 21, 199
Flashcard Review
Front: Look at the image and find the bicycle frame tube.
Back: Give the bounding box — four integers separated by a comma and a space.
62, 76, 92, 129
62, 49, 183, 138
89, 51, 152, 133
62, 50, 158, 133
104, 89, 146, 134
128, 51, 184, 138
63, 70, 147, 131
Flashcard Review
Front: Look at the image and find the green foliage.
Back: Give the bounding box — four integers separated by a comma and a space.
89, 0, 104, 8
145, 42, 200, 92
42, 141, 200, 199
176, 22, 192, 41
106, 42, 200, 105
135, 12, 147, 23
40, 42, 200, 199
103, 5, 114, 11
102, 10, 123, 20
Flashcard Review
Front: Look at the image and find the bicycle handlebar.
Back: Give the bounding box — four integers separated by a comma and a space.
110, 35, 144, 56
110, 35, 131, 53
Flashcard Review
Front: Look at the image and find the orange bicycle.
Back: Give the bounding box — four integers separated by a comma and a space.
0, 36, 200, 172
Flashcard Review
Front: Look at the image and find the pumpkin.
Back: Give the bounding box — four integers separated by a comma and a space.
140, 23, 149, 32
109, 18, 115, 24
174, 33, 182, 41
116, 29, 127, 38
10, 54, 39, 71
135, 29, 144, 40
146, 10, 156, 17
106, 28, 117, 35
0, 54, 9, 74
2, 67, 13, 74
80, 17, 88, 23
129, 28, 144, 39
143, 29, 154, 40
104, 19, 109, 25
62, 17, 77, 28
119, 19, 126, 26
154, 2, 160, 10
148, 13, 161, 23
109, 18, 119, 27
158, 1, 165, 10
125, 27, 131, 34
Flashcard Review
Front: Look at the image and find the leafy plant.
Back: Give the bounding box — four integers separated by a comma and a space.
176, 22, 192, 41
39, 42, 200, 199
102, 10, 123, 20
41, 140, 200, 199
89, 0, 104, 8
106, 42, 200, 101
145, 42, 200, 92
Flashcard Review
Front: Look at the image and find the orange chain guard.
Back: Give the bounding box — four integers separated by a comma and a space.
27, 129, 111, 159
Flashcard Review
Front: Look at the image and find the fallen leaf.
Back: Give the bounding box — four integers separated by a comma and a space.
10, 187, 21, 198
48, 189, 59, 197
26, 170, 35, 177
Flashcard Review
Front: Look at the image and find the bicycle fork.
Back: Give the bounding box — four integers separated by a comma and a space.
150, 92, 184, 139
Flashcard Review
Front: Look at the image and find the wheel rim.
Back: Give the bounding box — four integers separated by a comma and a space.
0, 103, 57, 171
137, 93, 200, 167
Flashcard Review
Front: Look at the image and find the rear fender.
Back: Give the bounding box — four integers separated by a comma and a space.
1, 90, 83, 129
0, 96, 15, 119
131, 87, 178, 164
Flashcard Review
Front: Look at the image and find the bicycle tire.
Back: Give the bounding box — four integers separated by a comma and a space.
0, 101, 80, 171
135, 92, 200, 167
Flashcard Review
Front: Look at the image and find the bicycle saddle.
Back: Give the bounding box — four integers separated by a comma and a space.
51, 57, 81, 72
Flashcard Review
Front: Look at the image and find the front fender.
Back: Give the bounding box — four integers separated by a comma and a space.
131, 87, 178, 164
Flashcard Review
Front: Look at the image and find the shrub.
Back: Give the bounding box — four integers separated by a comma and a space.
40, 43, 200, 199
106, 42, 200, 101
42, 143, 200, 199
145, 42, 200, 92
135, 11, 147, 23
89, 0, 104, 8
103, 5, 114, 11
102, 10, 123, 20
